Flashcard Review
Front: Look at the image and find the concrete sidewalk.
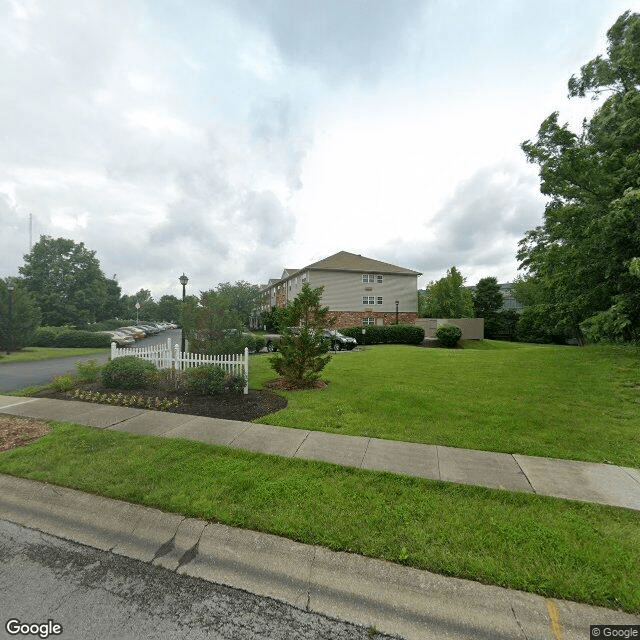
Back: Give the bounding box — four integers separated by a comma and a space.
0, 473, 637, 640
1, 395, 639, 511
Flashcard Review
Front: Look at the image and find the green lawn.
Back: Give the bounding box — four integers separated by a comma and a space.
250, 342, 640, 468
0, 347, 108, 363
0, 422, 638, 613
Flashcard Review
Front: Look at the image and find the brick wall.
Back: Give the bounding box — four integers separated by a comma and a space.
327, 311, 418, 329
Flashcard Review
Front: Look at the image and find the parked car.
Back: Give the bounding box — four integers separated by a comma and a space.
98, 330, 135, 347
137, 324, 160, 335
118, 326, 146, 340
264, 329, 357, 352
322, 330, 358, 351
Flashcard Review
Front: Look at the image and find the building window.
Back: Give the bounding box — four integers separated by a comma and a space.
362, 296, 375, 305
362, 273, 383, 284
363, 317, 375, 325
377, 275, 383, 283
376, 296, 383, 304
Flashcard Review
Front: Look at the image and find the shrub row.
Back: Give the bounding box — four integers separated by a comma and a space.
100, 356, 246, 394
340, 324, 425, 345
32, 327, 112, 348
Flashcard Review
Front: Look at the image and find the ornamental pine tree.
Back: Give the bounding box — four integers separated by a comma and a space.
270, 284, 334, 388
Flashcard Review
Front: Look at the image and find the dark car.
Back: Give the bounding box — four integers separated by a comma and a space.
322, 330, 357, 351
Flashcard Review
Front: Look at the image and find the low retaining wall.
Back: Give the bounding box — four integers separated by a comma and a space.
416, 318, 484, 340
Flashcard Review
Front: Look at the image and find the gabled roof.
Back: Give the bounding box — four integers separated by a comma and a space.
304, 251, 421, 276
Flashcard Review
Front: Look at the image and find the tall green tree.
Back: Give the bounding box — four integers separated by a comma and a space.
0, 279, 41, 351
270, 284, 333, 387
421, 267, 474, 318
473, 276, 505, 340
182, 290, 246, 355
157, 295, 182, 322
19, 236, 109, 326
101, 276, 124, 320
518, 11, 640, 341
473, 277, 503, 317
214, 281, 261, 327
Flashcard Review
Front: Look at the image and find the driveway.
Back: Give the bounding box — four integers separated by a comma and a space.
0, 329, 182, 393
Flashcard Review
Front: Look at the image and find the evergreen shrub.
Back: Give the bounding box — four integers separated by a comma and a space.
101, 356, 156, 389
435, 324, 462, 348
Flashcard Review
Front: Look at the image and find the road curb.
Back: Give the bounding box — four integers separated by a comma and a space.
0, 474, 636, 639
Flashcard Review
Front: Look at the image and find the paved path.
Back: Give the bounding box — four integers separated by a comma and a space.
0, 329, 182, 393
1, 395, 639, 511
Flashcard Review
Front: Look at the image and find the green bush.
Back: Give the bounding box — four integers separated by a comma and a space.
226, 372, 247, 393
341, 324, 425, 345
435, 324, 462, 348
52, 374, 75, 392
75, 359, 102, 382
183, 364, 227, 395
101, 356, 156, 389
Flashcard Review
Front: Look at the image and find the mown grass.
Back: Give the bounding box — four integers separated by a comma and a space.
0, 347, 108, 363
249, 342, 640, 468
0, 422, 637, 612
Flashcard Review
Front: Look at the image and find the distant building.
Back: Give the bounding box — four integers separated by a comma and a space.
255, 251, 422, 329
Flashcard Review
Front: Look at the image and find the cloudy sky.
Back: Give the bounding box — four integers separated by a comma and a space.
0, 0, 635, 299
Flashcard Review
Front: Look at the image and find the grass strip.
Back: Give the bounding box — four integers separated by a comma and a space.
0, 347, 108, 363
0, 421, 638, 613
249, 343, 640, 468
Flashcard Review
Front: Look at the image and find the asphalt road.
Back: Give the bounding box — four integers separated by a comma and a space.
0, 519, 398, 640
0, 330, 182, 393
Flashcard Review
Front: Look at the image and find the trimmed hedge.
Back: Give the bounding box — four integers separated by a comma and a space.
435, 323, 462, 348
101, 356, 156, 389
32, 327, 112, 348
340, 324, 425, 345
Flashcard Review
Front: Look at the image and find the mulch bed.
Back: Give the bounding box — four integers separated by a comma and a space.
33, 381, 288, 422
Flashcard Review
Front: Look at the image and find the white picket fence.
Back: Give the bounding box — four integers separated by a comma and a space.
110, 337, 249, 394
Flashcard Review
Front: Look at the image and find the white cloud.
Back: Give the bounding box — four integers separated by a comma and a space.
0, 0, 634, 303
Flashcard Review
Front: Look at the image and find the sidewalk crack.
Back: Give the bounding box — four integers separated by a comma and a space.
293, 431, 311, 457
621, 467, 640, 488
227, 422, 253, 446
305, 546, 317, 611
512, 454, 536, 493
435, 446, 441, 480
359, 437, 371, 468
510, 604, 530, 640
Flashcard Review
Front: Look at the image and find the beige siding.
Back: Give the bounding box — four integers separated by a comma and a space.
307, 270, 418, 313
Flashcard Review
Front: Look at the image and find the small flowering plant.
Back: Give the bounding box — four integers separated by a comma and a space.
70, 389, 181, 411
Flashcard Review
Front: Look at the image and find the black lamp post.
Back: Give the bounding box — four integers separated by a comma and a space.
179, 273, 188, 353
6, 285, 14, 355
395, 300, 399, 325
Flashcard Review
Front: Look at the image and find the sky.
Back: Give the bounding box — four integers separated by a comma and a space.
0, 0, 637, 300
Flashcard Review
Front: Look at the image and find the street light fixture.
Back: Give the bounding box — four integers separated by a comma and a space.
179, 274, 188, 354
395, 300, 399, 325
6, 285, 14, 355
